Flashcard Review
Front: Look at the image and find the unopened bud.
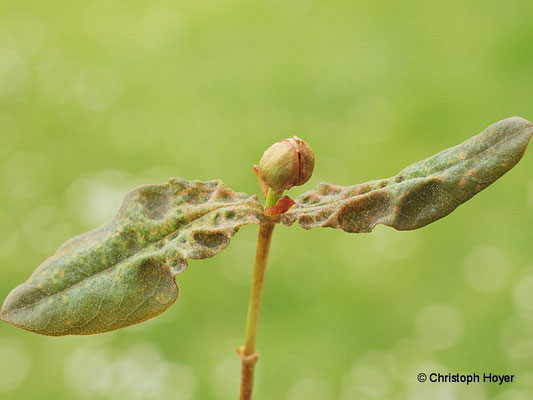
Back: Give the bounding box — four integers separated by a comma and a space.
258, 136, 315, 193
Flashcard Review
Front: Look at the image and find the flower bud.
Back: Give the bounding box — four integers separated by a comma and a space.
258, 136, 315, 193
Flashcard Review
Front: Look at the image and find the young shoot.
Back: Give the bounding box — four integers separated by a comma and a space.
2, 117, 532, 400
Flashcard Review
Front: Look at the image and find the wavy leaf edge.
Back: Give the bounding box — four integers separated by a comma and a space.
281, 116, 533, 233
1, 178, 264, 336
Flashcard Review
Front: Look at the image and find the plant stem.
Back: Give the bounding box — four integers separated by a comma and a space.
265, 188, 282, 209
237, 189, 280, 400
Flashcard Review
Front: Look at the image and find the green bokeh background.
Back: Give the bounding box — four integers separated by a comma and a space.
1, 1, 532, 399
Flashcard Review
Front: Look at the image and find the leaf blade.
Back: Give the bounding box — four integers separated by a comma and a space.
1, 178, 263, 336
282, 116, 533, 232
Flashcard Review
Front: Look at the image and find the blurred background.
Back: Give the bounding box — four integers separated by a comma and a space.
1, 1, 532, 399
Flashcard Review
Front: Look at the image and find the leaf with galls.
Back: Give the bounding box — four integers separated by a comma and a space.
1, 179, 263, 336
281, 117, 533, 232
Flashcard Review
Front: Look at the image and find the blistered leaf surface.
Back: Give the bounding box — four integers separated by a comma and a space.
282, 117, 533, 232
1, 179, 263, 336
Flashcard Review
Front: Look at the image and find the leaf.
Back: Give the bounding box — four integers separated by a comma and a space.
1, 178, 263, 336
281, 116, 533, 233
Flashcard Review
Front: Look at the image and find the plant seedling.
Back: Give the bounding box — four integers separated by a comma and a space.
2, 117, 532, 399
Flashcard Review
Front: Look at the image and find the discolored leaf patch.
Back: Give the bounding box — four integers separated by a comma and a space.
1, 179, 263, 336
282, 117, 533, 232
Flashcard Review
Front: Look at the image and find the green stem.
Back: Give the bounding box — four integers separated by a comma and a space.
265, 188, 282, 209
237, 188, 281, 400
238, 222, 275, 400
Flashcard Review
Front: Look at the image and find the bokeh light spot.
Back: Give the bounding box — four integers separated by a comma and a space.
286, 378, 332, 400
414, 304, 464, 350
141, 9, 182, 53
0, 339, 31, 394
513, 272, 533, 318
0, 49, 27, 98
211, 356, 242, 400
64, 343, 196, 400
66, 169, 133, 226
342, 351, 395, 400
464, 246, 512, 292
